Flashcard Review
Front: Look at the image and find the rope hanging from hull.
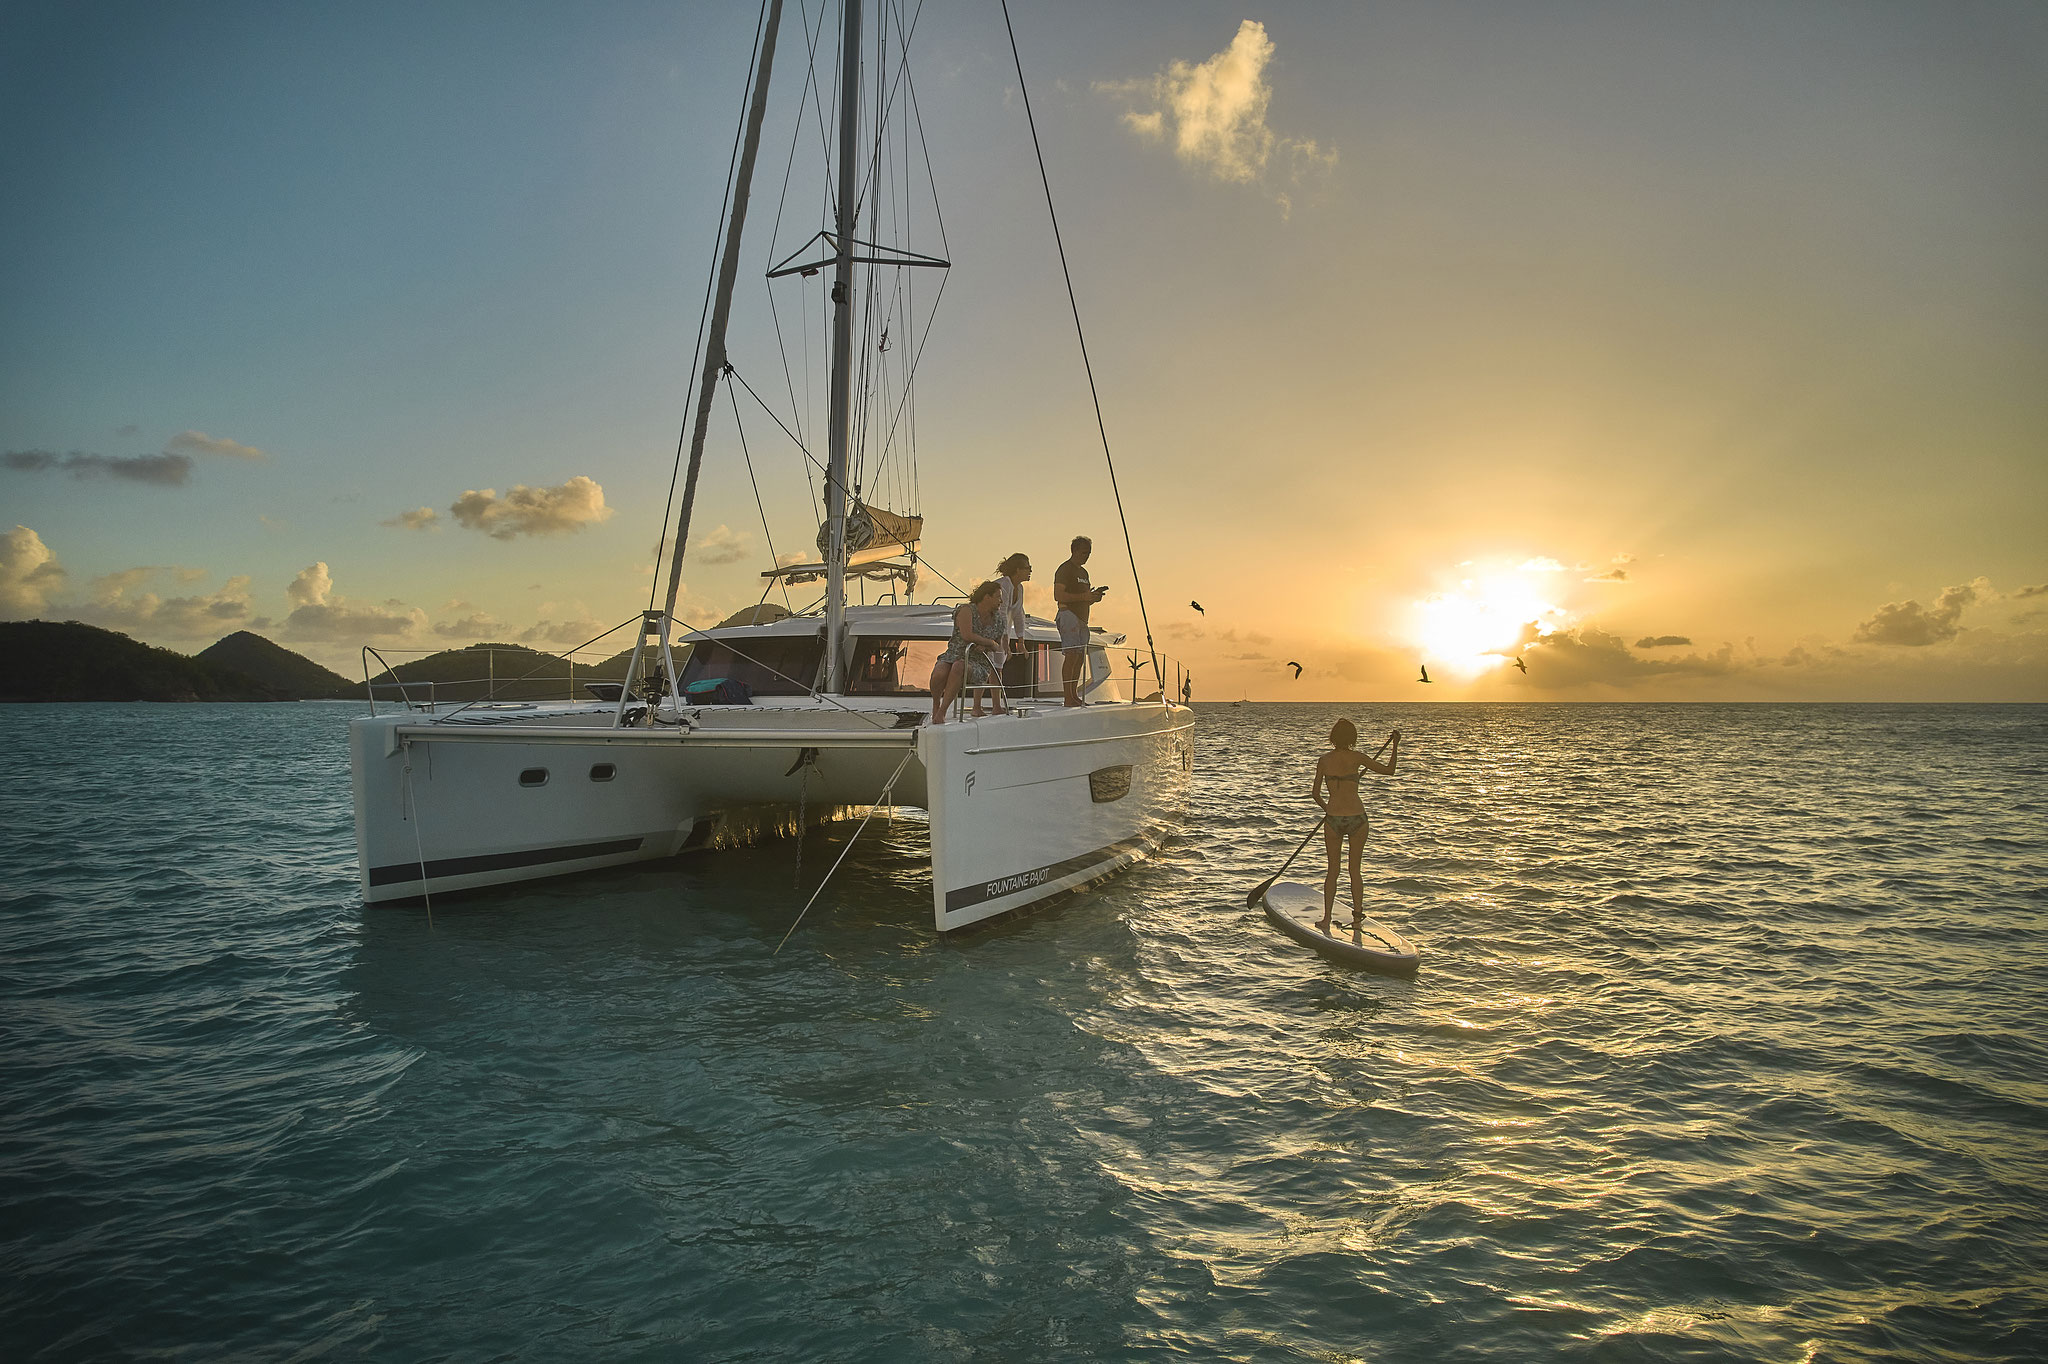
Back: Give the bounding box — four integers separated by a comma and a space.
775, 744, 917, 953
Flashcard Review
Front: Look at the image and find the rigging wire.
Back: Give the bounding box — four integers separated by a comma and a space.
999, 0, 1163, 691
728, 375, 793, 608
648, 0, 770, 611
725, 362, 974, 602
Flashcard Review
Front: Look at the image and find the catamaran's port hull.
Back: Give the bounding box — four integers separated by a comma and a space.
350, 701, 1192, 931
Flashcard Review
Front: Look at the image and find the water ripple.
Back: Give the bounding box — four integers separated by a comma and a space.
1, 702, 2045, 1360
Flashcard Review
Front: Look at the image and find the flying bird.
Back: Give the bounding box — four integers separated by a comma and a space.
1190, 601, 1205, 615
1286, 661, 1303, 679
1417, 665, 1432, 684
1513, 656, 1528, 674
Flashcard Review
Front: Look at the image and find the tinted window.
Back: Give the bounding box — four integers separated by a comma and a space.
847, 638, 948, 695
679, 635, 823, 696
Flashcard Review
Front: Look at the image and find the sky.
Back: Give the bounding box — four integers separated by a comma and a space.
2, 0, 2043, 700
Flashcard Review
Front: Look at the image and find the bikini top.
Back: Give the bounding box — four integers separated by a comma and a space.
1322, 763, 1362, 785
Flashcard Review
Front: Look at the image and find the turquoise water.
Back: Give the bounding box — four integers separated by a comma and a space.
2, 702, 2045, 1360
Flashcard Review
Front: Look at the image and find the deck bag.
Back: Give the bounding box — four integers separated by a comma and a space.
685, 677, 753, 706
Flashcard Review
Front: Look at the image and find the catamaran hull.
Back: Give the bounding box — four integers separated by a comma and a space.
920, 703, 1192, 931
350, 714, 922, 903
350, 701, 1192, 931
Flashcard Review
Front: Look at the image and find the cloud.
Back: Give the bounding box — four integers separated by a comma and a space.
280, 562, 425, 640
774, 550, 810, 569
1635, 635, 1692, 648
165, 430, 265, 461
1524, 627, 1739, 690
4, 449, 192, 485
384, 506, 440, 531
1099, 20, 1336, 213
450, 476, 612, 539
694, 523, 750, 565
520, 617, 607, 646
433, 602, 500, 639
286, 562, 332, 609
1853, 578, 1987, 647
2015, 583, 2048, 599
1518, 557, 1566, 573
1585, 568, 1629, 583
68, 567, 254, 637
0, 525, 67, 615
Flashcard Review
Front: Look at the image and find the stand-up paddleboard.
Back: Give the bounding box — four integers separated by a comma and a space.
1262, 881, 1420, 976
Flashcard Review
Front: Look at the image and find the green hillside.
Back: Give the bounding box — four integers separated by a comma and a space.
354, 641, 662, 703
197, 630, 353, 697
0, 621, 283, 702
0, 620, 681, 704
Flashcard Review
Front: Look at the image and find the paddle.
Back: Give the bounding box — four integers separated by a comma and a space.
1245, 731, 1398, 908
1246, 814, 1326, 909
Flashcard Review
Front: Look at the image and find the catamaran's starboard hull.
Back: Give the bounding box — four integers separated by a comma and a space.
921, 702, 1193, 931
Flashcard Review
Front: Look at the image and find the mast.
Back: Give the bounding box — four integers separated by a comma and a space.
822, 0, 862, 693
660, 0, 785, 652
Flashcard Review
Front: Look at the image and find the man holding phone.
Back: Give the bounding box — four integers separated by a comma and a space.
1053, 534, 1108, 708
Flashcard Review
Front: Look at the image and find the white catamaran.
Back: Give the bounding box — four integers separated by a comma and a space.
349, 0, 1194, 932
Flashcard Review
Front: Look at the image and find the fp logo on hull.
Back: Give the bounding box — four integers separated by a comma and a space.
965, 770, 977, 794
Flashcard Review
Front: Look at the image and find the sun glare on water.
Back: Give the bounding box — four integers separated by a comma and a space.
1413, 565, 1565, 677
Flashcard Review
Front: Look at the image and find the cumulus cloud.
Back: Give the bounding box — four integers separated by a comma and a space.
774, 550, 810, 569
280, 562, 426, 640
384, 507, 440, 531
1585, 568, 1629, 583
1099, 19, 1335, 214
433, 602, 499, 639
450, 476, 613, 539
520, 617, 607, 646
68, 567, 254, 637
1635, 635, 1692, 648
2015, 583, 2048, 599
165, 430, 266, 461
1518, 557, 1566, 574
4, 449, 192, 485
286, 562, 332, 609
694, 523, 750, 565
0, 525, 67, 615
1524, 627, 1738, 690
1853, 578, 1987, 647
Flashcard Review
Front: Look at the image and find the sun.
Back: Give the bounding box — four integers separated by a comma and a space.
1412, 565, 1566, 676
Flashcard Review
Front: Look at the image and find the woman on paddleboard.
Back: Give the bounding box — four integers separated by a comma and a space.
1311, 719, 1399, 935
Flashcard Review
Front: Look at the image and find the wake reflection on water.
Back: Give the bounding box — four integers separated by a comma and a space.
0, 702, 2043, 1360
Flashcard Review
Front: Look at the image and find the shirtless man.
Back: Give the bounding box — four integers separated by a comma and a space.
1052, 535, 1108, 707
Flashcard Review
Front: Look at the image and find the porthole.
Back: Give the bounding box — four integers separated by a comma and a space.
519, 768, 549, 787
1088, 765, 1133, 803
589, 763, 617, 783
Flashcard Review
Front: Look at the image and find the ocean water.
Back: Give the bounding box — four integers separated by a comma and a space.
2, 701, 2044, 1361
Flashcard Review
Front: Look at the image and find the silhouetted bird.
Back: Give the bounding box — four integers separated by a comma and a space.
1190, 601, 1205, 615
1513, 656, 1528, 674
1418, 665, 1432, 684
1286, 661, 1303, 679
